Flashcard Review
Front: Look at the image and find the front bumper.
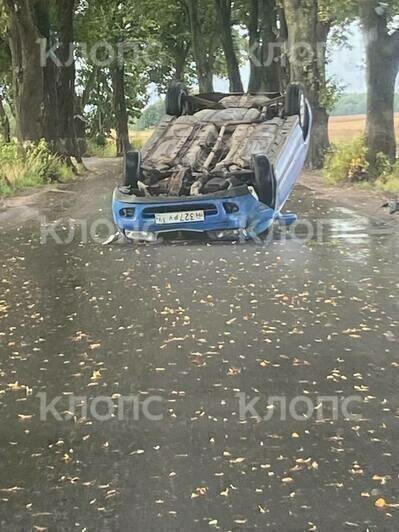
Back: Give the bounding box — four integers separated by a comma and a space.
112, 187, 276, 239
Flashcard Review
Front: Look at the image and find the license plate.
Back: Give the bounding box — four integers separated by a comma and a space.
154, 210, 205, 225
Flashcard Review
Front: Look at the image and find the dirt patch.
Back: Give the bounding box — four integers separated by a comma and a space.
0, 158, 119, 228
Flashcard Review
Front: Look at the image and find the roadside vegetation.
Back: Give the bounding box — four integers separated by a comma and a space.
324, 137, 399, 193
0, 140, 74, 197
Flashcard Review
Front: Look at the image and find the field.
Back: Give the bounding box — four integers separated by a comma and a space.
130, 113, 399, 149
131, 129, 154, 149
329, 113, 399, 143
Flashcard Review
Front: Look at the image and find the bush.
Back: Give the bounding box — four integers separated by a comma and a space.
323, 137, 369, 183
323, 137, 399, 193
0, 140, 73, 197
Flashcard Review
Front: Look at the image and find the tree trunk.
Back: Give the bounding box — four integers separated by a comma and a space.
258, 0, 280, 92
283, 0, 330, 169
215, 0, 243, 92
248, 0, 280, 93
360, 0, 399, 171
185, 0, 214, 92
0, 97, 11, 142
248, 0, 260, 92
56, 0, 79, 159
35, 0, 58, 145
5, 0, 45, 142
111, 64, 131, 157
174, 44, 189, 82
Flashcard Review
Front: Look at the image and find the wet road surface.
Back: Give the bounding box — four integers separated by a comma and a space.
0, 159, 398, 531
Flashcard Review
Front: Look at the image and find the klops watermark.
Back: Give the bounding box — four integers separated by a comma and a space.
237, 393, 364, 422
39, 215, 335, 246
37, 393, 164, 422
40, 216, 116, 245
36, 38, 330, 69
40, 215, 396, 246
37, 39, 169, 68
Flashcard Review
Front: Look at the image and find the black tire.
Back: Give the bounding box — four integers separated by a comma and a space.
165, 81, 189, 116
285, 82, 310, 139
252, 154, 277, 209
123, 150, 140, 187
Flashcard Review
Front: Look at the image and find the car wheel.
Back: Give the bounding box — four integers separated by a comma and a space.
252, 154, 277, 209
165, 82, 189, 116
285, 82, 310, 139
123, 150, 141, 187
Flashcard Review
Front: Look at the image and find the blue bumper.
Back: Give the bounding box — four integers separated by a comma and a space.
112, 188, 276, 239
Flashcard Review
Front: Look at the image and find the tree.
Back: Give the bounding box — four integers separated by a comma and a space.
142, 0, 193, 87
75, 0, 152, 155
237, 0, 283, 93
359, 0, 399, 171
4, 0, 45, 142
283, 0, 332, 168
55, 0, 80, 160
184, 0, 216, 92
214, 0, 243, 92
3, 0, 79, 159
111, 62, 131, 156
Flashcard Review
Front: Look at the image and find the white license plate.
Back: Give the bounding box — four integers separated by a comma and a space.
154, 210, 205, 225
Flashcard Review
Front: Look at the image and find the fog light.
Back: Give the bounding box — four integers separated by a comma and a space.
125, 230, 157, 242
120, 208, 135, 218
223, 202, 239, 214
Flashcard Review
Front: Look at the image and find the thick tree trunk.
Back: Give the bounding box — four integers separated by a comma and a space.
5, 0, 45, 142
185, 0, 214, 92
360, 0, 399, 171
258, 0, 280, 92
215, 0, 243, 92
35, 0, 58, 145
248, 0, 280, 93
111, 64, 131, 157
56, 0, 79, 159
283, 0, 330, 169
0, 97, 11, 142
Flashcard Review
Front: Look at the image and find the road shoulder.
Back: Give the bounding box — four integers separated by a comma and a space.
300, 171, 399, 224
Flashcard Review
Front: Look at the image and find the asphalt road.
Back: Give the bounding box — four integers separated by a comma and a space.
0, 159, 398, 531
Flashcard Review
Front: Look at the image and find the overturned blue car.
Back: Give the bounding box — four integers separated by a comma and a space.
111, 82, 312, 242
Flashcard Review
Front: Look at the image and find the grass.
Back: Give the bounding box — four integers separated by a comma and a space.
85, 130, 154, 157
375, 161, 399, 193
0, 140, 75, 197
86, 138, 117, 158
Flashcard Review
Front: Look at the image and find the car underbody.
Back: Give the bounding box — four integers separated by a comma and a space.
121, 93, 305, 200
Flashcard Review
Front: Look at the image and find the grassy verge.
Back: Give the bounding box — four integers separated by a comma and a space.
0, 140, 75, 197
